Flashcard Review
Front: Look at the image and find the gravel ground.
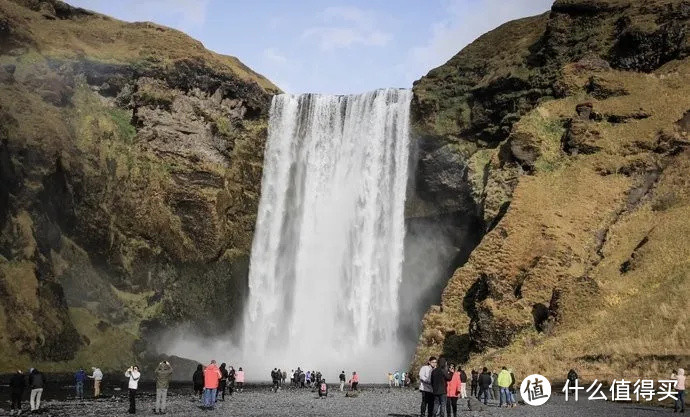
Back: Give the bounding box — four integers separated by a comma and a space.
1, 385, 676, 417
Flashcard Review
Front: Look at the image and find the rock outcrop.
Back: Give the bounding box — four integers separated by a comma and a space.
0, 0, 278, 371
412, 0, 690, 379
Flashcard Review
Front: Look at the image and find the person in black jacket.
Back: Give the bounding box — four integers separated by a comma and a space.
567, 369, 578, 387
227, 366, 236, 396
478, 367, 492, 405
430, 357, 452, 417
192, 364, 204, 399
9, 369, 26, 415
218, 363, 228, 400
29, 368, 45, 412
470, 369, 478, 397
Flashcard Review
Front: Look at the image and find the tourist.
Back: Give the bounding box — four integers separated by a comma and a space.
431, 357, 451, 417
470, 369, 478, 397
675, 368, 686, 413
350, 371, 359, 391
192, 364, 204, 398
125, 365, 140, 414
299, 370, 305, 388
9, 369, 25, 416
203, 360, 222, 410
75, 367, 87, 400
458, 366, 467, 399
154, 360, 173, 414
319, 379, 328, 398
271, 368, 281, 392
236, 367, 245, 392
88, 367, 103, 398
228, 366, 236, 396
491, 370, 498, 401
388, 372, 393, 388
497, 366, 513, 408
567, 368, 578, 387
446, 364, 460, 417
394, 371, 401, 387
402, 372, 407, 387
218, 363, 229, 400
478, 367, 491, 405
306, 370, 312, 387
508, 369, 517, 407
29, 368, 45, 412
419, 356, 436, 417
281, 369, 287, 385
337, 370, 344, 391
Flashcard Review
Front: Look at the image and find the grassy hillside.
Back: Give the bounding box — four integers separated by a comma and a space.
412, 0, 690, 383
0, 0, 277, 371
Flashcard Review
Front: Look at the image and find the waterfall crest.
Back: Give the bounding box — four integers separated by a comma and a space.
243, 88, 412, 374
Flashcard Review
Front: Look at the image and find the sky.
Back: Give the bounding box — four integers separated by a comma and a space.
66, 0, 554, 95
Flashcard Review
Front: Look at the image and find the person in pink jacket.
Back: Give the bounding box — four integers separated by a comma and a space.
236, 367, 245, 392
349, 371, 359, 391
202, 360, 222, 410
446, 364, 461, 417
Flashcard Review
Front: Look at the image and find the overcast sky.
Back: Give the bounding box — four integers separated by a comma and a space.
66, 0, 553, 94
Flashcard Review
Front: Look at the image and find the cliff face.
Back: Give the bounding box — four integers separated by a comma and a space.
0, 0, 278, 371
412, 0, 690, 378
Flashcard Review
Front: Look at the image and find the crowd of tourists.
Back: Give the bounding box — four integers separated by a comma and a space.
418, 357, 518, 417
5, 360, 686, 415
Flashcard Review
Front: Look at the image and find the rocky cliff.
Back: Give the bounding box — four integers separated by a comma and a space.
412, 0, 690, 379
0, 0, 278, 371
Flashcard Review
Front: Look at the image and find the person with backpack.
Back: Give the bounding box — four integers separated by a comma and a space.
497, 366, 513, 408
125, 365, 141, 414
29, 368, 45, 412
271, 368, 281, 392
318, 379, 328, 398
478, 368, 492, 405
192, 364, 204, 398
9, 369, 25, 416
458, 366, 468, 399
154, 360, 173, 415
394, 371, 400, 387
339, 371, 346, 391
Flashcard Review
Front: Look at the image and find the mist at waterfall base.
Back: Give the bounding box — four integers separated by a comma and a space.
168, 89, 457, 382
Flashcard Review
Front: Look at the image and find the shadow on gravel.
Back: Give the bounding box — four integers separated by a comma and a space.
620, 406, 667, 413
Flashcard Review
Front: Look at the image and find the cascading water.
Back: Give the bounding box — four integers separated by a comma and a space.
242, 88, 412, 377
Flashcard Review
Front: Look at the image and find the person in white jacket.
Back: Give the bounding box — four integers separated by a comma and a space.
89, 367, 103, 398
125, 366, 141, 414
419, 356, 437, 417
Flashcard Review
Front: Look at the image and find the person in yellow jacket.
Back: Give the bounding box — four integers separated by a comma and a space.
497, 367, 513, 408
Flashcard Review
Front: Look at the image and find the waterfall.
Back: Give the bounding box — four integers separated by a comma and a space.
242, 88, 412, 376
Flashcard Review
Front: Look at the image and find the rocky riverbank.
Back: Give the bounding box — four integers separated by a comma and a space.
1, 384, 679, 417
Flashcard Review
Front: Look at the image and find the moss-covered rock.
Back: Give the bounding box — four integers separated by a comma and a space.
0, 0, 278, 371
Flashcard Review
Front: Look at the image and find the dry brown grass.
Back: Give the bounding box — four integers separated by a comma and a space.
415, 58, 690, 382
0, 0, 279, 93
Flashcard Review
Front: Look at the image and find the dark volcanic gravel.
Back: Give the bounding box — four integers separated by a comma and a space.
1, 385, 675, 416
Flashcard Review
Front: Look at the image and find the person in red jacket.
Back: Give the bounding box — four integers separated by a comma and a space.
446, 364, 461, 417
202, 360, 222, 410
